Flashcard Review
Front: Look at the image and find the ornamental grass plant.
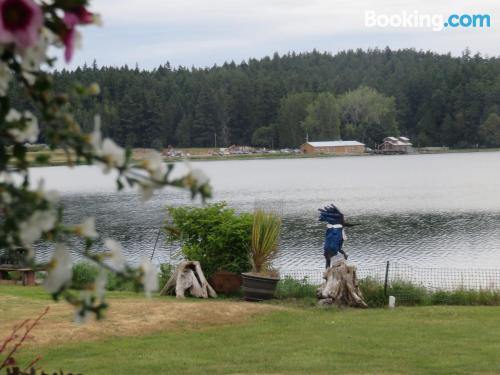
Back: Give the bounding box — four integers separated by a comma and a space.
250, 210, 282, 275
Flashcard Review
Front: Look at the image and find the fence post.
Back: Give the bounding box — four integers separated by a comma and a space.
384, 261, 390, 297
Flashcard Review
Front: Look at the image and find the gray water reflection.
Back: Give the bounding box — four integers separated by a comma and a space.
31, 152, 500, 269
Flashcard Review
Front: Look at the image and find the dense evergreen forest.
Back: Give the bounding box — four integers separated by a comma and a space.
14, 48, 500, 148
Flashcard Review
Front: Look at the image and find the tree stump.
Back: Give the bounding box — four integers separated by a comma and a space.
316, 259, 367, 307
160, 260, 217, 299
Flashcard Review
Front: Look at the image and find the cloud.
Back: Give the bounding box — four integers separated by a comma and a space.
63, 0, 499, 69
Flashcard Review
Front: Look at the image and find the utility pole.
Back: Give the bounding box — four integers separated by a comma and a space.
214, 133, 217, 149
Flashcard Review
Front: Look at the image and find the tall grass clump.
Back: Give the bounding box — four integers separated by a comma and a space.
276, 277, 318, 299
431, 289, 500, 306
389, 280, 430, 306
359, 277, 387, 307
359, 278, 500, 307
250, 210, 282, 274
359, 278, 429, 307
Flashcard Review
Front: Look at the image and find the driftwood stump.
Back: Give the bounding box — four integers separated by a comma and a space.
160, 260, 217, 299
317, 259, 367, 307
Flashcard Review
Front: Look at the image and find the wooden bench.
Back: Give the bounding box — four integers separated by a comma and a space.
0, 265, 37, 286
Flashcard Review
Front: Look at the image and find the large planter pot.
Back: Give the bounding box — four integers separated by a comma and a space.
208, 271, 242, 294
241, 272, 280, 302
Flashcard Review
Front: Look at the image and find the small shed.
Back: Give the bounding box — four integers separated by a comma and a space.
300, 141, 365, 154
378, 137, 413, 154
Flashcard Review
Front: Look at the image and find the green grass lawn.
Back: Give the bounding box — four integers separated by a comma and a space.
3, 286, 500, 375
16, 307, 500, 374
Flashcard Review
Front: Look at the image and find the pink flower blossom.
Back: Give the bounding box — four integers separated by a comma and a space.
62, 6, 94, 63
62, 13, 77, 63
71, 6, 94, 25
0, 0, 43, 49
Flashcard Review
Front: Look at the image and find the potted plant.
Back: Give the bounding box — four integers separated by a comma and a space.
241, 209, 282, 301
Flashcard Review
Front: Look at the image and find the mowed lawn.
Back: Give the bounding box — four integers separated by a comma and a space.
2, 286, 500, 375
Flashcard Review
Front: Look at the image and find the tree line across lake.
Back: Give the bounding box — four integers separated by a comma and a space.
12, 48, 500, 149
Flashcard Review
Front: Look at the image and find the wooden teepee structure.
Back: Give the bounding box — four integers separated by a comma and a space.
160, 260, 217, 299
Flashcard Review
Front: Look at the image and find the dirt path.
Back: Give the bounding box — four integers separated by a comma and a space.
0, 295, 280, 347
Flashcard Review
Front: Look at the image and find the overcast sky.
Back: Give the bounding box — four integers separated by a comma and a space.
63, 0, 499, 70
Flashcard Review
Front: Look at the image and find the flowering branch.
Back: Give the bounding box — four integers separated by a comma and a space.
0, 0, 212, 320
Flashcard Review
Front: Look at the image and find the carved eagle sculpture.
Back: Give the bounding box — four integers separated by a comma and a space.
318, 204, 358, 227
318, 204, 344, 225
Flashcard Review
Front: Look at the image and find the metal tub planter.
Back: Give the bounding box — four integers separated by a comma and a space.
209, 271, 242, 294
241, 272, 280, 301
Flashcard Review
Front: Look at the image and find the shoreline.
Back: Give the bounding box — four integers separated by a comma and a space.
21, 147, 500, 167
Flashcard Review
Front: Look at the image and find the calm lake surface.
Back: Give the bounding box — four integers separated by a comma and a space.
32, 152, 500, 270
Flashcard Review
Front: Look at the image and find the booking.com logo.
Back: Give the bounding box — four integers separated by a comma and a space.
365, 11, 492, 31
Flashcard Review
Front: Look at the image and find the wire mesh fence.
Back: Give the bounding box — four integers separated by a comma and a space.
279, 262, 500, 305
281, 262, 500, 290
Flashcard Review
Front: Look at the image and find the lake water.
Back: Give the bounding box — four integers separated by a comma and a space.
31, 152, 500, 271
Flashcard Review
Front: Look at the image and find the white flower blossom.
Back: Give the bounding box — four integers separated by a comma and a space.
138, 181, 156, 202
6, 109, 39, 143
0, 171, 15, 185
88, 115, 128, 174
136, 150, 167, 201
142, 150, 167, 181
93, 13, 103, 27
104, 238, 127, 272
36, 178, 59, 204
1, 192, 12, 204
19, 209, 57, 247
0, 62, 11, 97
94, 269, 107, 301
89, 114, 102, 152
22, 71, 37, 86
0, 171, 14, 184
190, 168, 209, 186
75, 217, 98, 239
20, 28, 54, 79
140, 257, 158, 297
100, 138, 126, 174
43, 243, 73, 294
74, 291, 92, 324
88, 83, 100, 95
6, 108, 21, 122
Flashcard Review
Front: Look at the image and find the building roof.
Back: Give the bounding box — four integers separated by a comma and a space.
383, 136, 412, 146
305, 141, 365, 147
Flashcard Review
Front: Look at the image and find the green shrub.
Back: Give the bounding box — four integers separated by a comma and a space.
72, 262, 99, 289
276, 277, 317, 299
158, 263, 174, 289
166, 203, 253, 277
72, 262, 135, 292
106, 272, 136, 292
